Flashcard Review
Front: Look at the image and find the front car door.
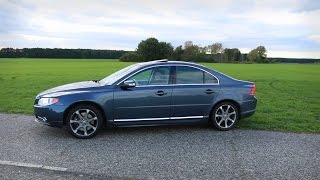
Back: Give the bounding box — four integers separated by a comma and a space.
171, 65, 220, 123
113, 66, 173, 126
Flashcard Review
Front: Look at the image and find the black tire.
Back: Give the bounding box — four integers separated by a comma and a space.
66, 104, 103, 139
211, 102, 239, 131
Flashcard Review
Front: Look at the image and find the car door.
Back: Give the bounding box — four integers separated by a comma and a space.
171, 65, 220, 122
113, 66, 173, 126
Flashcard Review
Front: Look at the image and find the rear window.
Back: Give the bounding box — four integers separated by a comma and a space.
176, 66, 218, 84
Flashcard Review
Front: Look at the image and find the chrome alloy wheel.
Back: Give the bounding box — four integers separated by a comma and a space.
69, 109, 99, 137
215, 105, 237, 129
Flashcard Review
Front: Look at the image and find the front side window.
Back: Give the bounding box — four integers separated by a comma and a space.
127, 66, 171, 86
176, 66, 218, 84
100, 64, 140, 85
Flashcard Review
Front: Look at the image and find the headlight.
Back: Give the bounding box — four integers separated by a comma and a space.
38, 97, 59, 106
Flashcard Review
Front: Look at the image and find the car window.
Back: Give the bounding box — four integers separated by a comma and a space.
204, 71, 218, 84
128, 66, 171, 86
100, 64, 140, 85
130, 69, 152, 86
176, 66, 218, 84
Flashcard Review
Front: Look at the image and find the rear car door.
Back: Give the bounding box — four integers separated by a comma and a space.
171, 65, 220, 122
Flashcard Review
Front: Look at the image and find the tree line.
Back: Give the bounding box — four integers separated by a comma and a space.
0, 48, 129, 59
0, 37, 268, 63
120, 37, 268, 63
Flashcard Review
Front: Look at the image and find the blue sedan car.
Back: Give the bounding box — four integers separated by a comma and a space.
34, 60, 257, 138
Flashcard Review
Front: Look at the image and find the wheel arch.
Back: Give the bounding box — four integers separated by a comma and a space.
63, 101, 107, 127
208, 99, 241, 123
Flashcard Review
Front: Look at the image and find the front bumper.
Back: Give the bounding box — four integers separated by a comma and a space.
34, 104, 65, 127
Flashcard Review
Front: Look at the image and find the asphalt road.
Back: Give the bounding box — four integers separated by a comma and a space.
0, 113, 319, 180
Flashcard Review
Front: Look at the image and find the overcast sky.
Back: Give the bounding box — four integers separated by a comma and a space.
1, 0, 319, 58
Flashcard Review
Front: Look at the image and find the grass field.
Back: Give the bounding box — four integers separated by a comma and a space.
0, 58, 319, 133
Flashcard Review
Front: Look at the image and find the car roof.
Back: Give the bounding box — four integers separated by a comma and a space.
138, 59, 205, 67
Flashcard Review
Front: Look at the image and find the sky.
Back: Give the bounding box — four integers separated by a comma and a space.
0, 0, 320, 58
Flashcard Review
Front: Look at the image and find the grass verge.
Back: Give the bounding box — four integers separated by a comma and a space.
0, 58, 319, 133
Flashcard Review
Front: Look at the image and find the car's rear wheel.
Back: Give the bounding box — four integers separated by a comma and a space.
66, 105, 103, 139
211, 102, 239, 130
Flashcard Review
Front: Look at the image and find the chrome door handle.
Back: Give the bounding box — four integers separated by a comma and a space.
205, 89, 215, 94
155, 90, 167, 96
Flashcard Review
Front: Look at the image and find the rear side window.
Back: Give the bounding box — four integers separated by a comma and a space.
204, 72, 218, 84
176, 66, 218, 84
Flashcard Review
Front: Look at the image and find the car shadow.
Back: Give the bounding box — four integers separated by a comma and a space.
96, 125, 223, 138
35, 123, 237, 140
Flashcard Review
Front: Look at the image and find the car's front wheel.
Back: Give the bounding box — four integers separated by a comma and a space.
212, 102, 239, 130
66, 105, 103, 139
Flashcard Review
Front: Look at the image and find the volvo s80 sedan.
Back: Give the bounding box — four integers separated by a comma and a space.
34, 60, 257, 138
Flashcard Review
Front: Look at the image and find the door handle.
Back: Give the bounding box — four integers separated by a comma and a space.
205, 89, 215, 94
155, 90, 167, 96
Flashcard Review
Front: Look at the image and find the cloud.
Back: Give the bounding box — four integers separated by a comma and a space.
267, 50, 320, 59
308, 35, 320, 43
18, 34, 67, 42
0, 0, 319, 58
293, 0, 320, 12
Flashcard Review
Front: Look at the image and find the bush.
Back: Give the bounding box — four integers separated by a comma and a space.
119, 52, 144, 62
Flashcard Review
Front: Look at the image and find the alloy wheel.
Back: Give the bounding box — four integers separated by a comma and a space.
69, 109, 99, 137
215, 104, 237, 129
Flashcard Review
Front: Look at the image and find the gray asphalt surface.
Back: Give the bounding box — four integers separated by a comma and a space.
0, 113, 319, 180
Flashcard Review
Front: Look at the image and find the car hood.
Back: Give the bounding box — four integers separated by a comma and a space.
37, 81, 103, 98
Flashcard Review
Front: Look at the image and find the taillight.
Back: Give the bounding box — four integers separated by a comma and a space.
250, 84, 256, 95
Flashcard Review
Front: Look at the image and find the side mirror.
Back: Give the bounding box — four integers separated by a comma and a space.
121, 80, 136, 89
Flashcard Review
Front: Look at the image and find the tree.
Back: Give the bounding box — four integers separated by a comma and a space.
159, 42, 174, 59
199, 46, 207, 54
247, 46, 268, 63
170, 45, 184, 61
184, 41, 193, 49
182, 45, 199, 61
0, 48, 129, 59
181, 41, 205, 61
223, 48, 242, 61
136, 37, 174, 61
208, 43, 224, 54
119, 52, 143, 62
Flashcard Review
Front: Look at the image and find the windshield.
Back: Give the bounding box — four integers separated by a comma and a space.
99, 64, 141, 85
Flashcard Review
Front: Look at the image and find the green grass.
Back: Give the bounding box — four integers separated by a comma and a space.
0, 58, 319, 133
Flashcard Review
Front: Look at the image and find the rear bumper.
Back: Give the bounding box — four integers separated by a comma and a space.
240, 109, 256, 118
34, 105, 65, 127
240, 96, 257, 119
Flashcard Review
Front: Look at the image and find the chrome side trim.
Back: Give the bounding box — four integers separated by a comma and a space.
170, 116, 204, 120
116, 64, 220, 86
171, 104, 210, 107
114, 117, 170, 122
114, 116, 204, 122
